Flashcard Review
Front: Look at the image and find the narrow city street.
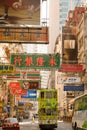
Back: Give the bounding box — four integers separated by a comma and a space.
19, 119, 72, 130
0, 1, 87, 130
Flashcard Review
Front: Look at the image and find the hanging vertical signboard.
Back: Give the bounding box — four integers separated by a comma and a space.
62, 26, 78, 64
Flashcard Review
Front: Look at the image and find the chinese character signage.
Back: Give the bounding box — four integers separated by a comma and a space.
0, 0, 40, 25
10, 54, 60, 69
60, 64, 83, 72
0, 64, 14, 74
66, 91, 75, 98
0, 26, 49, 44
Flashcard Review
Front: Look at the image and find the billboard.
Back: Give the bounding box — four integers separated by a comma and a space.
62, 26, 78, 64
0, 0, 40, 25
0, 26, 49, 43
60, 64, 83, 72
10, 53, 60, 70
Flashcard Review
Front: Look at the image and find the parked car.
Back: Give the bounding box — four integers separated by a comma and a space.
2, 117, 20, 130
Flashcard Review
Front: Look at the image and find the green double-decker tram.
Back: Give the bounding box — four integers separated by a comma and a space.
38, 89, 58, 129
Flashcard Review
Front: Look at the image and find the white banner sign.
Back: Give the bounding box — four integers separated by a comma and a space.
57, 76, 81, 84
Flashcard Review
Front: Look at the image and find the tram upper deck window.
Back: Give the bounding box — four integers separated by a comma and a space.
54, 92, 57, 98
41, 92, 44, 98
46, 108, 51, 115
46, 92, 52, 98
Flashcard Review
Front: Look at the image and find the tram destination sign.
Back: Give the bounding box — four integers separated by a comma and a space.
10, 53, 60, 69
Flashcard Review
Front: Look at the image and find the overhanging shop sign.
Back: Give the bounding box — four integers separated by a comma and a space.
62, 26, 78, 64
0, 71, 41, 80
57, 76, 81, 84
0, 26, 49, 44
64, 85, 84, 91
9, 82, 27, 95
60, 64, 83, 72
21, 90, 37, 98
10, 54, 60, 69
19, 80, 39, 89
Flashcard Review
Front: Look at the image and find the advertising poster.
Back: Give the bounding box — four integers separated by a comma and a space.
19, 80, 39, 90
21, 90, 37, 98
64, 85, 84, 91
0, 0, 40, 25
57, 76, 81, 84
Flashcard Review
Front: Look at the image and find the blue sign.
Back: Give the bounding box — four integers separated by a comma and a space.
21, 90, 37, 98
64, 85, 84, 91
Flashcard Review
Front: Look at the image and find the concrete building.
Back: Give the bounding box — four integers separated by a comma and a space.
59, 0, 82, 33
77, 12, 87, 93
54, 5, 86, 119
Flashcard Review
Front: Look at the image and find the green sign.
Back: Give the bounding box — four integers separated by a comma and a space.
10, 54, 60, 69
